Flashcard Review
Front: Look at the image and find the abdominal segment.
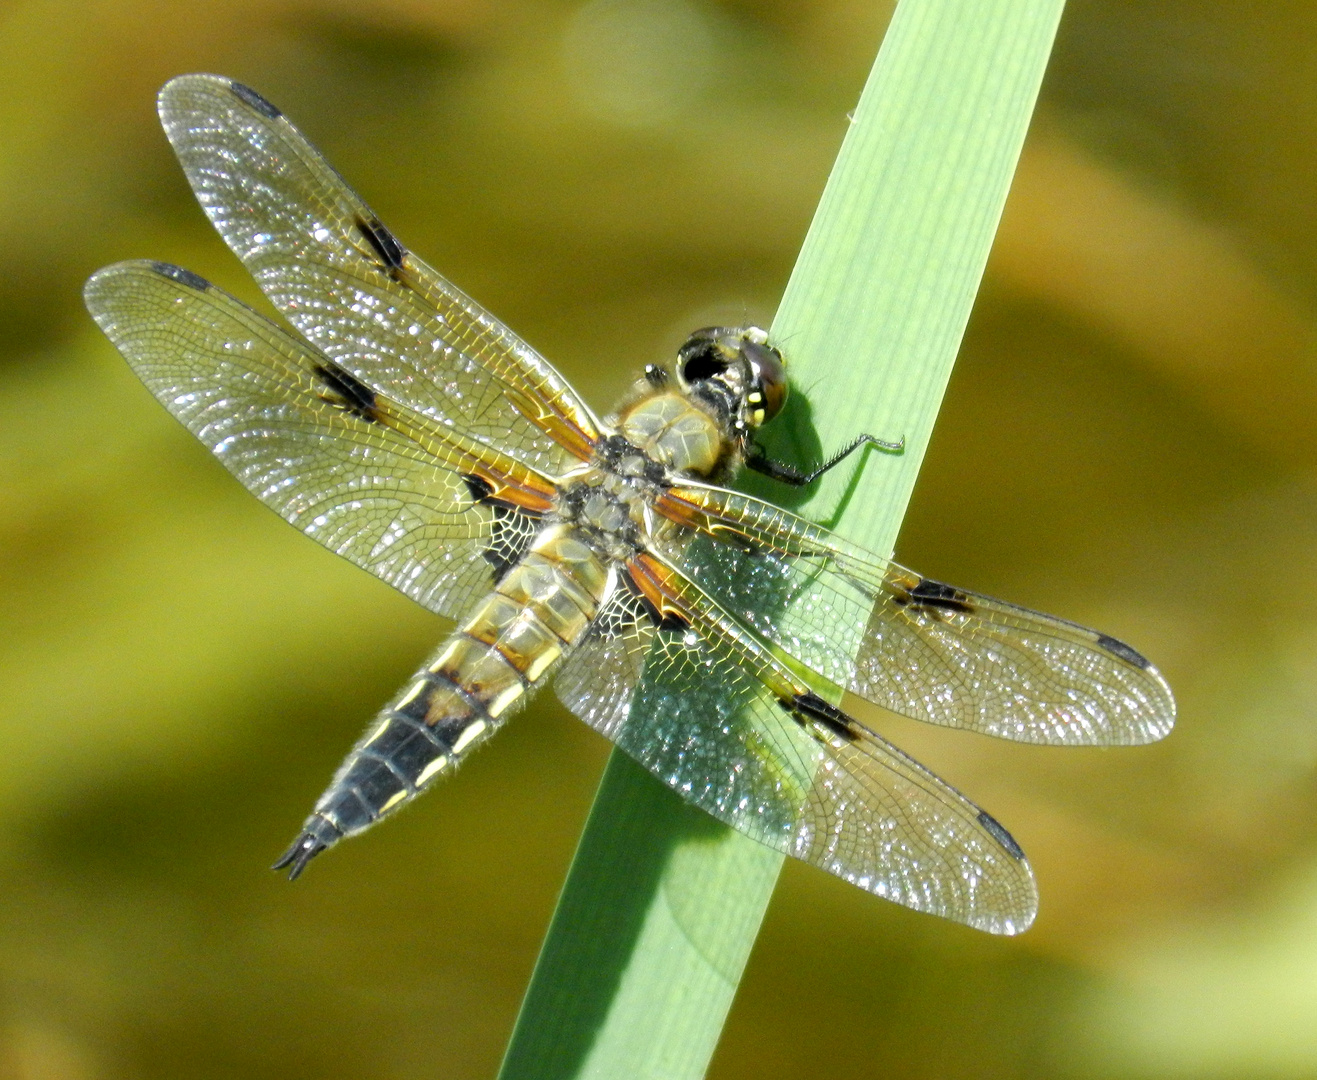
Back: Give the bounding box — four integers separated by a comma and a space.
275, 524, 611, 877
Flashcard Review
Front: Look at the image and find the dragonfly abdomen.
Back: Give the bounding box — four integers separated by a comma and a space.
275, 523, 613, 878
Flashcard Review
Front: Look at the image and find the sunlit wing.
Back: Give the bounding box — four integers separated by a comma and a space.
85, 260, 555, 621
650, 482, 1176, 746
156, 73, 601, 476
556, 549, 1037, 934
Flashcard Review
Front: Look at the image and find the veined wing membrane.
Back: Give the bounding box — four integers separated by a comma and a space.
85, 260, 554, 621
653, 483, 1176, 746
555, 550, 1037, 934
156, 73, 600, 476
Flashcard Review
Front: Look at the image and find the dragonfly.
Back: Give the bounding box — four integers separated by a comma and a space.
84, 74, 1175, 936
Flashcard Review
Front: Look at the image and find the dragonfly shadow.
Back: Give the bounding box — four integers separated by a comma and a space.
737, 381, 826, 511
737, 380, 881, 529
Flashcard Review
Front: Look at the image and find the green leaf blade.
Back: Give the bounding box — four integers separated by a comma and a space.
500, 1, 1067, 1076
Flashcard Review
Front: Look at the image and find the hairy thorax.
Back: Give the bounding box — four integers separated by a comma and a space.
615, 390, 725, 476
553, 390, 727, 562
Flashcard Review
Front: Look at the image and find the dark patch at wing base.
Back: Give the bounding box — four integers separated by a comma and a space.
148, 262, 210, 292
976, 810, 1026, 860
313, 361, 381, 424
1095, 634, 1152, 670
462, 474, 495, 503
484, 510, 537, 582
619, 565, 690, 634
229, 80, 282, 119
461, 474, 541, 583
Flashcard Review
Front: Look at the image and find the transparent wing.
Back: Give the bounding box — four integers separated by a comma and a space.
156, 73, 602, 475
85, 260, 553, 621
556, 552, 1038, 934
651, 483, 1176, 746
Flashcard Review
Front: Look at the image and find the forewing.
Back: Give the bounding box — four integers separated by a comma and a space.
156, 73, 601, 475
653, 483, 1176, 746
555, 557, 1038, 934
85, 260, 548, 621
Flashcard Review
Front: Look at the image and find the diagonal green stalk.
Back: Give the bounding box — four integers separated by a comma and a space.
498, 0, 1066, 1075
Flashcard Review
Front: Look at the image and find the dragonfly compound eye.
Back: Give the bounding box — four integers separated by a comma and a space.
676, 332, 732, 389
740, 338, 787, 426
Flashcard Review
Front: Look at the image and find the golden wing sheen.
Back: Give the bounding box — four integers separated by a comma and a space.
84, 75, 1176, 935
158, 74, 602, 473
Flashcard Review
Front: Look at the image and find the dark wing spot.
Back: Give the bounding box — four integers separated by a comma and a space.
314, 361, 380, 423
229, 80, 282, 119
149, 262, 210, 292
904, 577, 974, 614
592, 588, 648, 640
792, 691, 860, 742
1095, 634, 1152, 670
460, 471, 549, 517
356, 215, 407, 271
976, 810, 1026, 861
484, 505, 539, 583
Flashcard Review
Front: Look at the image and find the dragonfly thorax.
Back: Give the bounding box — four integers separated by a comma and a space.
615, 390, 726, 476
554, 435, 666, 561
611, 326, 788, 482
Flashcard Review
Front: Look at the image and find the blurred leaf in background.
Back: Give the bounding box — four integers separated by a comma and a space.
4, 0, 1317, 1077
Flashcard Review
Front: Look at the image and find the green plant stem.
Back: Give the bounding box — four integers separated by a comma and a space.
498, 1, 1067, 1076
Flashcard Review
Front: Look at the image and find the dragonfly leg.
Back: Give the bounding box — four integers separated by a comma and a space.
744, 432, 904, 487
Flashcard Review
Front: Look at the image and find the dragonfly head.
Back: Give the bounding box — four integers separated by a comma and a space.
676, 326, 787, 431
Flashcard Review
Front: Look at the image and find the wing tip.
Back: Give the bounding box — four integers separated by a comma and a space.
158, 72, 226, 111
1093, 631, 1179, 727
1095, 632, 1152, 670
975, 905, 1037, 936
83, 260, 214, 329
228, 79, 283, 120
158, 73, 282, 126
148, 261, 211, 292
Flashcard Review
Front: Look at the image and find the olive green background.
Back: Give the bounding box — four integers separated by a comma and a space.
2, 1, 1316, 1077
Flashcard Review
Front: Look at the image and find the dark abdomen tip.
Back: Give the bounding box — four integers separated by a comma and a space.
272, 816, 342, 880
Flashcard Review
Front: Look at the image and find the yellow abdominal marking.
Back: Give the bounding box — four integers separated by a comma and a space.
451, 719, 488, 754
486, 683, 524, 718
523, 642, 562, 681
395, 679, 429, 710
417, 756, 449, 785
428, 641, 463, 674
380, 789, 408, 813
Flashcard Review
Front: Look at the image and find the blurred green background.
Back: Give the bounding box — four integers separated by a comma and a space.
2, 0, 1316, 1076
